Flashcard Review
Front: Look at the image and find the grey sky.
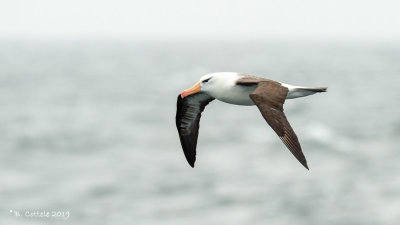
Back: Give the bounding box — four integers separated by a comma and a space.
1, 0, 399, 40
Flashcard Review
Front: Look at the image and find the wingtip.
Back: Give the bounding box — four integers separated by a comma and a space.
187, 156, 196, 168
304, 163, 309, 170
189, 161, 195, 168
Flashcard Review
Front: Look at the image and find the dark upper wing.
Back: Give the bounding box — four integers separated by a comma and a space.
249, 81, 309, 169
235, 74, 269, 86
176, 93, 214, 167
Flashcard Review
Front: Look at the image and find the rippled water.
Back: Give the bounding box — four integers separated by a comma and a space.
1, 40, 399, 225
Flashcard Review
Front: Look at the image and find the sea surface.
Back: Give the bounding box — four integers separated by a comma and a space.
0, 40, 399, 225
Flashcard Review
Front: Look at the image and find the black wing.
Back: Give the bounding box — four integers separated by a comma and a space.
249, 81, 309, 169
176, 93, 214, 167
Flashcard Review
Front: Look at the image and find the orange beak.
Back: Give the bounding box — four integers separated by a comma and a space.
181, 82, 201, 98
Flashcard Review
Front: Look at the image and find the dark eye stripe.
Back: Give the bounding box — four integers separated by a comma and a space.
203, 78, 211, 83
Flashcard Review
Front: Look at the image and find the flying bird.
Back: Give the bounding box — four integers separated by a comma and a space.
176, 72, 327, 169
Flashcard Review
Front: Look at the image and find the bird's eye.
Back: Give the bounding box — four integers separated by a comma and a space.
202, 78, 211, 83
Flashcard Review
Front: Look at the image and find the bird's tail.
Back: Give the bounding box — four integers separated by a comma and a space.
285, 86, 327, 99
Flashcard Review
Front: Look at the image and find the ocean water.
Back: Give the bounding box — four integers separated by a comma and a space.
0, 40, 399, 225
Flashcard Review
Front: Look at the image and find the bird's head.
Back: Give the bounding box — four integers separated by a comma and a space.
180, 74, 214, 98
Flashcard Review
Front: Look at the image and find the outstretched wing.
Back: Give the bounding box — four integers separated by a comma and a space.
176, 93, 214, 167
249, 81, 309, 169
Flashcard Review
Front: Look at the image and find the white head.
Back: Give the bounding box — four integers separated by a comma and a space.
180, 72, 238, 98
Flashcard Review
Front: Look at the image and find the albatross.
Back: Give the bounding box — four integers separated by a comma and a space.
176, 72, 327, 169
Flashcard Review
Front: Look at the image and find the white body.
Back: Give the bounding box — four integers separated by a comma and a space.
200, 72, 317, 106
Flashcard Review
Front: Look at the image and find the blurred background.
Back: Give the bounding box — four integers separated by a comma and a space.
1, 1, 400, 224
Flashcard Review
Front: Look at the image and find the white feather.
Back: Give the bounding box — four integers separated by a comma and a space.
281, 83, 321, 99
200, 72, 256, 105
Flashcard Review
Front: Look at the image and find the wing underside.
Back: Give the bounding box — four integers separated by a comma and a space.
176, 93, 214, 167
